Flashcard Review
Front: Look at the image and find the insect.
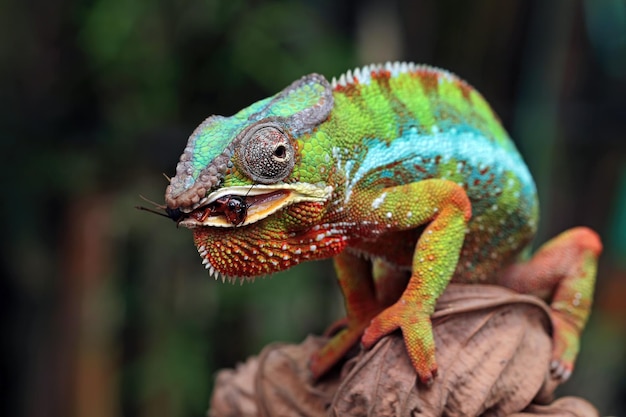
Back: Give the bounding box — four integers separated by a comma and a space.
137, 192, 253, 227
136, 197, 184, 224
195, 194, 250, 226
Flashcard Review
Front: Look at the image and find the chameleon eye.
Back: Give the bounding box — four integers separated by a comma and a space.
236, 122, 295, 184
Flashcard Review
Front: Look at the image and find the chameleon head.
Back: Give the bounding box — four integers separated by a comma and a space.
164, 73, 341, 280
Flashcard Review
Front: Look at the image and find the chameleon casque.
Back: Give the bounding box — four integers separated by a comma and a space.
163, 62, 601, 384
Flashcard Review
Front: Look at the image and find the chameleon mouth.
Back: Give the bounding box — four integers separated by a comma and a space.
177, 183, 333, 228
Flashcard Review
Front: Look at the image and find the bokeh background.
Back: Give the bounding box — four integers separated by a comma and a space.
2, 0, 626, 416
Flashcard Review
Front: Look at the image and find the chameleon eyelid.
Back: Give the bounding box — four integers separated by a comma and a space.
235, 121, 295, 184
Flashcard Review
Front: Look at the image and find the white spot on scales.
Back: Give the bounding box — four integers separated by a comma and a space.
371, 192, 387, 209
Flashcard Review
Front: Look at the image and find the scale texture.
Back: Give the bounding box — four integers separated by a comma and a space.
165, 62, 602, 384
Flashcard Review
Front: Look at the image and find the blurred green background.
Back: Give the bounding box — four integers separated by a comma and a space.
2, 0, 625, 416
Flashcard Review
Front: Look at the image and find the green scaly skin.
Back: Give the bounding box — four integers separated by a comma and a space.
163, 62, 602, 384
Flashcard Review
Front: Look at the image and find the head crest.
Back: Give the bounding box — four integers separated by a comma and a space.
165, 73, 333, 210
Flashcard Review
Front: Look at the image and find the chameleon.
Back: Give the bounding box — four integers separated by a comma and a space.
162, 62, 602, 384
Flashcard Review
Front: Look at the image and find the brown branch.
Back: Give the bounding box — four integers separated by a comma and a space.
208, 284, 598, 417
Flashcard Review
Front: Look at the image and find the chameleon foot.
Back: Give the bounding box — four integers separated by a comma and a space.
549, 311, 580, 381
500, 227, 601, 382
362, 301, 437, 385
310, 320, 370, 379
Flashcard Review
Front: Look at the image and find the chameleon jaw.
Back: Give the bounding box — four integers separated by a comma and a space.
177, 183, 333, 228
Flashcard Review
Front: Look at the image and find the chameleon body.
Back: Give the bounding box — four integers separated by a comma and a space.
164, 62, 601, 384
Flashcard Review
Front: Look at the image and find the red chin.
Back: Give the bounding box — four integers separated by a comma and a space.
191, 224, 348, 279
192, 226, 304, 279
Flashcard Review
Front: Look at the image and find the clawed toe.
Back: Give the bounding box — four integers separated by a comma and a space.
550, 359, 572, 382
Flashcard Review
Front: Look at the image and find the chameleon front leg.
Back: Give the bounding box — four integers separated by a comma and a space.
499, 227, 602, 381
309, 250, 382, 378
309, 255, 411, 378
359, 179, 472, 384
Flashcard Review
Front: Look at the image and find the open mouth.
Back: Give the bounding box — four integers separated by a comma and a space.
177, 183, 333, 228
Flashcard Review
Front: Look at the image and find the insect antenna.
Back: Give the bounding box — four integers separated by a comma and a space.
135, 205, 172, 219
138, 194, 167, 209
135, 194, 184, 223
235, 185, 258, 227
243, 184, 256, 207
